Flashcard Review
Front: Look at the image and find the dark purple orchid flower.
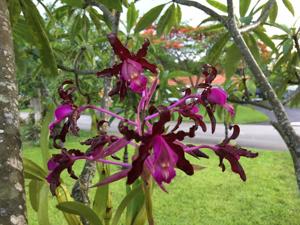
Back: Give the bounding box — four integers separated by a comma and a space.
186, 125, 258, 181
81, 132, 119, 159
196, 65, 235, 133
176, 102, 207, 132
46, 149, 84, 195
206, 87, 234, 116
214, 125, 258, 180
47, 133, 130, 195
49, 81, 81, 148
119, 107, 194, 190
97, 33, 157, 99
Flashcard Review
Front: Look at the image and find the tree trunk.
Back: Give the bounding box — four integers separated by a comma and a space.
0, 0, 27, 224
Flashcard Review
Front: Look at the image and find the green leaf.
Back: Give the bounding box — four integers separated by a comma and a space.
254, 30, 276, 51
282, 39, 293, 55
93, 164, 110, 220
144, 182, 154, 225
88, 7, 104, 34
127, 2, 138, 33
156, 4, 176, 36
206, 0, 227, 12
38, 184, 50, 225
40, 104, 54, 169
244, 33, 261, 63
239, 0, 251, 16
111, 184, 143, 225
57, 202, 103, 225
8, 0, 21, 27
224, 44, 241, 77
55, 185, 82, 225
61, 0, 84, 8
269, 1, 278, 23
206, 32, 230, 64
134, 4, 165, 33
20, 0, 58, 77
98, 0, 122, 11
175, 5, 182, 26
29, 180, 43, 212
240, 15, 253, 25
268, 23, 290, 34
132, 205, 147, 225
82, 14, 90, 41
168, 70, 193, 78
199, 24, 224, 33
273, 52, 290, 70
23, 158, 47, 181
70, 14, 82, 38
282, 0, 294, 15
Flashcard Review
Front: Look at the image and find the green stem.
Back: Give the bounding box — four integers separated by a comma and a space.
143, 180, 154, 225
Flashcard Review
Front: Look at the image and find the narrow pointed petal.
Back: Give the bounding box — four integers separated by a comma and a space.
136, 39, 150, 58
97, 63, 122, 77
152, 107, 171, 135
169, 143, 194, 176
224, 103, 235, 116
127, 140, 152, 184
206, 106, 216, 134
104, 138, 130, 157
107, 33, 131, 60
137, 58, 157, 74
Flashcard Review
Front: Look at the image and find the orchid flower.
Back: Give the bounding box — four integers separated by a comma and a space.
47, 149, 84, 195
119, 107, 195, 190
97, 33, 157, 99
184, 125, 258, 180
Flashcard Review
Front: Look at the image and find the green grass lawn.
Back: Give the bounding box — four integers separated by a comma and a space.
198, 105, 269, 124
22, 132, 300, 225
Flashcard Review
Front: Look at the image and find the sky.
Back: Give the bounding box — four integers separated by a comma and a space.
39, 0, 300, 34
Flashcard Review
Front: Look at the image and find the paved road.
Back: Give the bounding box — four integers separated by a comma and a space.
20, 112, 300, 151
255, 106, 300, 124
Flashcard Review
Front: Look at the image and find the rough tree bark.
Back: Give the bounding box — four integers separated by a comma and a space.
0, 0, 27, 224
174, 0, 300, 190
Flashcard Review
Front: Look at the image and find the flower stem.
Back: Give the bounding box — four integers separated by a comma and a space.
81, 105, 137, 126
145, 94, 201, 121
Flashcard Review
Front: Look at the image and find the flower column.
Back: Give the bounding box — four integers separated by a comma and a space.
0, 0, 27, 224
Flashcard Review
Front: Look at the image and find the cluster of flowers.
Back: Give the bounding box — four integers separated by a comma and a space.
46, 33, 258, 195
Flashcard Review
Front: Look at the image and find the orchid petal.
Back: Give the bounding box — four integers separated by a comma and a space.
136, 39, 150, 58
104, 137, 130, 157
137, 58, 157, 74
49, 104, 73, 130
207, 87, 227, 105
107, 33, 131, 60
129, 75, 148, 93
97, 63, 122, 77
